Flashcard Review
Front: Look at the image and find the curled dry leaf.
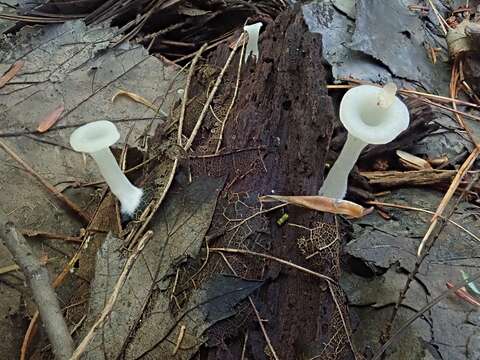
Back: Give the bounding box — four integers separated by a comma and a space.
112, 90, 157, 111
397, 150, 432, 170
259, 195, 372, 218
37, 105, 64, 133
0, 60, 24, 88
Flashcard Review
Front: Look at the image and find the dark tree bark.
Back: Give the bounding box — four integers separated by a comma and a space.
187, 8, 354, 360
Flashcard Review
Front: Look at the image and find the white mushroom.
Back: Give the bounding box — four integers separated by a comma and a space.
243, 22, 263, 63
70, 121, 143, 217
318, 83, 410, 199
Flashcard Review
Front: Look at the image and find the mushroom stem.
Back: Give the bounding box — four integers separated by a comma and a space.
90, 149, 143, 216
70, 121, 143, 217
244, 22, 263, 63
318, 83, 410, 200
319, 134, 367, 199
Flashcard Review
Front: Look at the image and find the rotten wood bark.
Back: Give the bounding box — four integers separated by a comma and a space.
189, 9, 354, 360
361, 169, 479, 193
361, 169, 458, 188
0, 208, 74, 360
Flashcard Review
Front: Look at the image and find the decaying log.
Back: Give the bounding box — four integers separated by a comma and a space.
187, 8, 354, 360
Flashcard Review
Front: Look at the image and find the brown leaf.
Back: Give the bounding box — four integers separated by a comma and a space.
0, 61, 24, 89
37, 105, 65, 133
112, 90, 157, 110
259, 195, 372, 218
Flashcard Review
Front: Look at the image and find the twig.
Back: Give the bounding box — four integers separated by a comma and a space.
215, 35, 246, 154
328, 83, 480, 109
178, 43, 208, 147
183, 33, 245, 151
367, 200, 480, 244
218, 252, 280, 360
0, 140, 91, 224
211, 247, 336, 284
190, 146, 266, 158
328, 283, 358, 360
417, 148, 479, 256
20, 229, 82, 243
228, 203, 286, 232
373, 271, 480, 360
384, 172, 478, 344
172, 325, 186, 355
418, 97, 480, 123
241, 331, 249, 360
426, 0, 450, 35
0, 208, 74, 360
127, 158, 178, 248
70, 231, 153, 360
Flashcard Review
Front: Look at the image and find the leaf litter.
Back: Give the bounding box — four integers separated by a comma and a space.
81, 176, 262, 359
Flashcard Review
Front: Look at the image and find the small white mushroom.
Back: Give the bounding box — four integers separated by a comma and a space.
243, 22, 263, 63
70, 120, 143, 217
318, 83, 410, 199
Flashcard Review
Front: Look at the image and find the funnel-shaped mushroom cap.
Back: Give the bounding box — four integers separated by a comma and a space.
70, 121, 120, 153
339, 85, 410, 145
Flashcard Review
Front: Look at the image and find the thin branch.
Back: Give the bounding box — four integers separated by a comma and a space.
70, 231, 153, 360
373, 271, 480, 360
210, 247, 336, 284
0, 139, 91, 224
127, 158, 178, 248
0, 209, 74, 360
218, 252, 280, 360
417, 148, 479, 256
178, 43, 208, 147
367, 200, 480, 244
183, 33, 245, 151
215, 35, 246, 154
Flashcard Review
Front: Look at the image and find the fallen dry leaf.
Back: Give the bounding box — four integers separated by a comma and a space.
36, 105, 64, 133
397, 150, 432, 170
0, 60, 24, 88
112, 90, 157, 111
259, 195, 372, 218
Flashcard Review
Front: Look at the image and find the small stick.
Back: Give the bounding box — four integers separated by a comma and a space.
0, 209, 74, 360
241, 331, 249, 360
215, 35, 246, 154
328, 83, 480, 109
20, 229, 82, 243
0, 140, 91, 224
211, 247, 336, 284
70, 231, 153, 360
417, 147, 480, 256
128, 158, 178, 248
21, 235, 92, 360
374, 271, 480, 360
183, 33, 245, 151
218, 252, 280, 360
172, 325, 186, 355
418, 97, 480, 122
367, 200, 480, 244
426, 0, 450, 35
178, 43, 208, 147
